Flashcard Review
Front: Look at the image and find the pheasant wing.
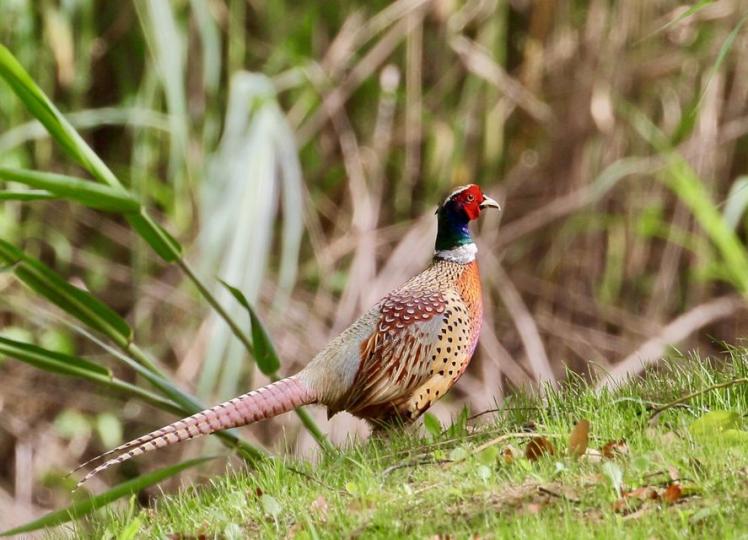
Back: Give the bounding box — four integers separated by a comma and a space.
341, 289, 454, 419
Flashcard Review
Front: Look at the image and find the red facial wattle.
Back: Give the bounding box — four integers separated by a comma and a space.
450, 185, 485, 221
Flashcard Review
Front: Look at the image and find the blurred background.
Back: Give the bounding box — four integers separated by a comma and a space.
1, 0, 747, 526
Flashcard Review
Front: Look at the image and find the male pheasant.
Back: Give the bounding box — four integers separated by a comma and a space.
75, 184, 499, 487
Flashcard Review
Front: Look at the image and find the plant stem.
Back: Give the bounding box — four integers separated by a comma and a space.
177, 258, 256, 354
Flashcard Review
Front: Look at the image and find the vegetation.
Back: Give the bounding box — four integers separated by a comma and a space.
72, 353, 748, 538
0, 0, 747, 536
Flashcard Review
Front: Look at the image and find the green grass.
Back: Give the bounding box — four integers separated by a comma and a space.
70, 351, 748, 539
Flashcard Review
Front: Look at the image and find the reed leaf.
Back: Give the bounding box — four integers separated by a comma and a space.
0, 336, 182, 415
0, 167, 140, 212
625, 105, 748, 293
723, 177, 748, 231
0, 44, 182, 262
0, 239, 133, 345
0, 457, 215, 536
0, 189, 56, 201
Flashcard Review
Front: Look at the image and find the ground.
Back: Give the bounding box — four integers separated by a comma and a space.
68, 352, 748, 539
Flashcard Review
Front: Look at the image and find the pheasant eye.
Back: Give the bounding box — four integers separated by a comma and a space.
466, 194, 475, 202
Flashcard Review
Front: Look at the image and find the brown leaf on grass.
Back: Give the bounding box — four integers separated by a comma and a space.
601, 439, 628, 458
663, 483, 682, 504
286, 522, 304, 539
626, 487, 659, 501
525, 437, 555, 461
613, 484, 661, 514
613, 497, 641, 514
568, 419, 590, 458
613, 487, 656, 514
614, 482, 684, 514
581, 448, 603, 463
310, 495, 329, 521
502, 445, 517, 464
525, 502, 543, 514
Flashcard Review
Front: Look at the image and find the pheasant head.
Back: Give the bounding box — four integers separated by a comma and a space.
435, 184, 500, 259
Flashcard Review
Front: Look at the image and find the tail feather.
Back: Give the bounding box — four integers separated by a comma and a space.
75, 376, 315, 489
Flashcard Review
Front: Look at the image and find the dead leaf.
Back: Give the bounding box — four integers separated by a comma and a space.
502, 446, 517, 464
568, 419, 590, 458
625, 487, 659, 501
613, 497, 639, 514
526, 502, 543, 514
310, 495, 329, 520
581, 448, 603, 463
613, 486, 658, 514
663, 483, 682, 504
285, 522, 304, 539
667, 466, 680, 482
601, 439, 628, 458
525, 437, 555, 461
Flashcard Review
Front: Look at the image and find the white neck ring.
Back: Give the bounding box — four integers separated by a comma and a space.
434, 242, 477, 264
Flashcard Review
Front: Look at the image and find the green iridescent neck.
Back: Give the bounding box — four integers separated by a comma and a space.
435, 207, 473, 251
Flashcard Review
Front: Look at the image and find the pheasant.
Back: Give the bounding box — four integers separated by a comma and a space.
75, 184, 500, 487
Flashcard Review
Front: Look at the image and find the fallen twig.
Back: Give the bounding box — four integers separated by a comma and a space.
382, 458, 452, 476
648, 378, 748, 423
467, 406, 543, 423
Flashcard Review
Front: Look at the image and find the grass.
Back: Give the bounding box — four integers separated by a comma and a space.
71, 351, 748, 539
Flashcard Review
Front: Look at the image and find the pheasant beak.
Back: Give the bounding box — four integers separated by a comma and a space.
479, 196, 501, 211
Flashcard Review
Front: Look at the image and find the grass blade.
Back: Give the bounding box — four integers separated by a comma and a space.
625, 104, 748, 293
128, 209, 182, 262
219, 279, 277, 374
0, 336, 183, 415
0, 240, 133, 345
0, 106, 170, 153
723, 177, 748, 230
0, 44, 182, 262
0, 335, 109, 377
0, 457, 215, 536
692, 14, 748, 116
641, 0, 714, 42
0, 44, 123, 189
0, 189, 56, 201
0, 167, 140, 212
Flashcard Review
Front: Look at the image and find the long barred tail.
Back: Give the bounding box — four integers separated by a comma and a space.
74, 376, 315, 488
